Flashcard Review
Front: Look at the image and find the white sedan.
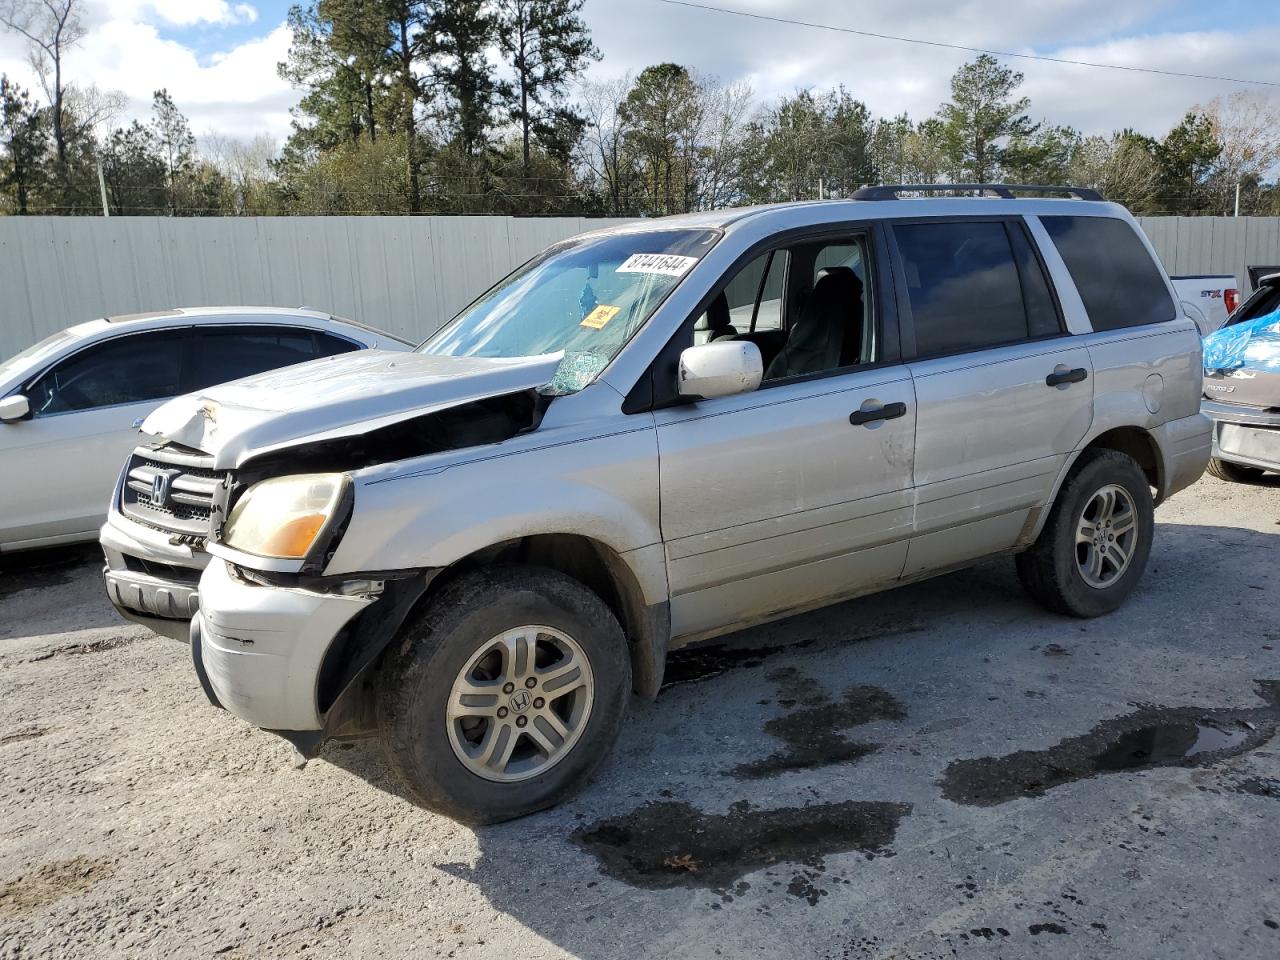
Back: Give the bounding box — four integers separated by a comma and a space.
0, 307, 412, 552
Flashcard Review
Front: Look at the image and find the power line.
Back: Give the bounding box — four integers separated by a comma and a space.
653, 0, 1280, 89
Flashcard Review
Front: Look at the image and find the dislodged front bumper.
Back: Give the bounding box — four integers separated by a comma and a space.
1202, 399, 1280, 472
194, 559, 374, 731
101, 507, 209, 640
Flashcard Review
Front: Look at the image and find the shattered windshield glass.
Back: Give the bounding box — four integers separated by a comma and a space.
418, 228, 720, 393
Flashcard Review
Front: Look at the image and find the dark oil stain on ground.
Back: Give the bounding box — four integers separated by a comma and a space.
661, 622, 924, 690
0, 544, 99, 601
572, 798, 911, 891
729, 668, 906, 780
941, 681, 1280, 806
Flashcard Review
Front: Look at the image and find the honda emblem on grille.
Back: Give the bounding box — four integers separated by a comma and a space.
151, 471, 173, 507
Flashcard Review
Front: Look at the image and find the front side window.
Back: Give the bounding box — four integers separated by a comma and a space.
894, 220, 1058, 358
692, 251, 787, 344
27, 331, 184, 415
1041, 215, 1175, 332
694, 233, 877, 383
420, 229, 720, 392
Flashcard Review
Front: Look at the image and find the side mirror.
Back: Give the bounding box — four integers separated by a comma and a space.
677, 341, 763, 400
0, 394, 30, 422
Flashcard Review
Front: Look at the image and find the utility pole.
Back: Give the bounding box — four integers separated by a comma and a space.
1233, 182, 1240, 218
96, 158, 110, 217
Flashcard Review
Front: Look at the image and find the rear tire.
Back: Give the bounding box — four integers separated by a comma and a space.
376, 566, 630, 824
1207, 457, 1266, 484
1016, 449, 1154, 618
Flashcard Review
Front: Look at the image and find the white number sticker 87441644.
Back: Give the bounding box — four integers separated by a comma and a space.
615, 253, 699, 277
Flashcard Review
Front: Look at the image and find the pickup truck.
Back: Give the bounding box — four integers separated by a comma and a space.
1170, 275, 1239, 335
112, 184, 1211, 823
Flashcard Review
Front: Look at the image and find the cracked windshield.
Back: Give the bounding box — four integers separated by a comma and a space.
418, 228, 720, 392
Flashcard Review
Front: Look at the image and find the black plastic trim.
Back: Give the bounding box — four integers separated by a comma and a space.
853, 183, 1103, 202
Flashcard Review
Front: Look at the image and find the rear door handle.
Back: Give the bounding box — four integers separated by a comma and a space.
849, 401, 907, 426
1046, 367, 1088, 387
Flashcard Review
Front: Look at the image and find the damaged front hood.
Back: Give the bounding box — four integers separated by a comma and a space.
142, 349, 564, 469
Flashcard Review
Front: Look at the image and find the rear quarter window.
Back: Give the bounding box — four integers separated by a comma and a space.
1041, 216, 1175, 332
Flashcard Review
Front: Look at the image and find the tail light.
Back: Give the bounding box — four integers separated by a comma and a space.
1225, 288, 1239, 314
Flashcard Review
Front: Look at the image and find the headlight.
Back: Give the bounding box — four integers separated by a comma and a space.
224, 474, 349, 560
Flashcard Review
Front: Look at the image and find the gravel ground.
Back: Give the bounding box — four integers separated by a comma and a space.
1, 473, 1278, 959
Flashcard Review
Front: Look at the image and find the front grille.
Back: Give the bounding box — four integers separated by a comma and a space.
120, 443, 229, 537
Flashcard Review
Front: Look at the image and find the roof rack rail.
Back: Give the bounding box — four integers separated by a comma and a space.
851, 183, 1104, 202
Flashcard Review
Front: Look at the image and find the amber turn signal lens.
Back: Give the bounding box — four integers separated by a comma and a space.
260, 513, 327, 559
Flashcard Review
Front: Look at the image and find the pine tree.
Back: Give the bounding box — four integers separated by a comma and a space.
495, 0, 597, 172
0, 74, 48, 214
428, 0, 500, 158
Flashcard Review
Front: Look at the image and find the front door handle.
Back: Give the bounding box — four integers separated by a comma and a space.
850, 401, 907, 426
1046, 367, 1088, 387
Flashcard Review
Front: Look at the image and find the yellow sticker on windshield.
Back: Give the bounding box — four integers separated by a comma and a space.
581, 304, 621, 329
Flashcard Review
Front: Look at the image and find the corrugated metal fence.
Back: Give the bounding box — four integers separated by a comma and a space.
0, 216, 628, 358
2, 214, 1278, 358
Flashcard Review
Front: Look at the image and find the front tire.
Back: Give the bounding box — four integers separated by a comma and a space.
1207, 457, 1266, 484
376, 566, 631, 824
1016, 449, 1154, 618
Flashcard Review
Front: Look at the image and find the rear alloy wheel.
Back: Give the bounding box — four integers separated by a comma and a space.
377, 566, 630, 824
1074, 483, 1139, 589
1016, 449, 1154, 618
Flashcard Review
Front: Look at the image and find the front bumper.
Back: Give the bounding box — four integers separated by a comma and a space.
100, 508, 209, 640
1202, 399, 1280, 472
195, 559, 374, 731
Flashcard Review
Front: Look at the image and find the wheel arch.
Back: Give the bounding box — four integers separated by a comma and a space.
1029, 425, 1164, 544
418, 533, 670, 699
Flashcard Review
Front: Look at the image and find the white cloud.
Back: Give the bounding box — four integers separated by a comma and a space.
583, 0, 1280, 139
0, 9, 294, 141
1, 0, 1278, 151
101, 1, 260, 27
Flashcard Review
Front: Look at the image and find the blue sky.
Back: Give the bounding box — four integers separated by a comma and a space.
0, 0, 1276, 145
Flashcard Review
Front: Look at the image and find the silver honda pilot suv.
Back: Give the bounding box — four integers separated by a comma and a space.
109, 186, 1211, 823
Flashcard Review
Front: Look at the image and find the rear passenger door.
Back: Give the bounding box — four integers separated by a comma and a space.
183, 325, 358, 392
890, 217, 1093, 576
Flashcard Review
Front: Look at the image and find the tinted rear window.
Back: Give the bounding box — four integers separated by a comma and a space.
1041, 216, 1175, 332
894, 221, 1059, 358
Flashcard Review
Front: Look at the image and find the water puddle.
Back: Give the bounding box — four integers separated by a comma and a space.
730, 668, 906, 780
572, 798, 910, 891
941, 681, 1280, 806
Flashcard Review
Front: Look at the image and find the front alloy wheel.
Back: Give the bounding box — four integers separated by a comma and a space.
447, 626, 594, 782
377, 566, 630, 824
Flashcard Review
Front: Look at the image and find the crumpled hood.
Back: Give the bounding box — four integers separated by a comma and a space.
142, 349, 563, 469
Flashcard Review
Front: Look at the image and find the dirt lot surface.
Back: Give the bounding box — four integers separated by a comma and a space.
2, 473, 1279, 959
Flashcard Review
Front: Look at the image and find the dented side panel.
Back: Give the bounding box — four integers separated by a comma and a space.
322, 387, 667, 608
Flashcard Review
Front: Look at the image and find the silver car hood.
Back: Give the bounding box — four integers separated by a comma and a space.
141, 349, 563, 469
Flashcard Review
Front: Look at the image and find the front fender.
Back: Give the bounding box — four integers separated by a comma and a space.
323, 423, 664, 601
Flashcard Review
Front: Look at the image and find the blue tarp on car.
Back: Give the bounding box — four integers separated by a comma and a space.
1202, 307, 1280, 372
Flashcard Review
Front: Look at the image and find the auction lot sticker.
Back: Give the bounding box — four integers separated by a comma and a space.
616, 253, 699, 276
581, 304, 622, 329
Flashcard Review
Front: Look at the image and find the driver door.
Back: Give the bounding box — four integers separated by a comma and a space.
655, 227, 916, 642
0, 329, 187, 546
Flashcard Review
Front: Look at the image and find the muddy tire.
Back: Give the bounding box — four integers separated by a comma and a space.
1206, 457, 1266, 484
1016, 449, 1154, 618
376, 566, 630, 824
